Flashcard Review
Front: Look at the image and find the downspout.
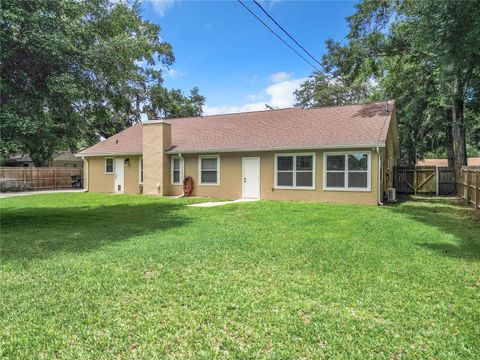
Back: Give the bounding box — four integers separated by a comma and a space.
376, 147, 383, 205
176, 153, 185, 198
82, 156, 88, 192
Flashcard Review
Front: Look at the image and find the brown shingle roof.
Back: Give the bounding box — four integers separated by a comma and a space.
78, 102, 393, 156
77, 123, 143, 156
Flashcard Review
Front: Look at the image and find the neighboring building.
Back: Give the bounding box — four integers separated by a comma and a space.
416, 158, 480, 167
4, 151, 84, 168
77, 102, 399, 205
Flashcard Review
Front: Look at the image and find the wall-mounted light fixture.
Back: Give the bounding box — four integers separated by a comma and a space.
124, 158, 130, 165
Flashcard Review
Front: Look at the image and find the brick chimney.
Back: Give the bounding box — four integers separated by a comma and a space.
142, 120, 171, 195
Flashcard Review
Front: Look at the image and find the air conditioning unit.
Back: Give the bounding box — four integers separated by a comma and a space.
387, 188, 397, 202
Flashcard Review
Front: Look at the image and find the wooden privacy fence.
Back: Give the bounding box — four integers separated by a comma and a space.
458, 167, 480, 210
0, 167, 83, 190
394, 166, 456, 195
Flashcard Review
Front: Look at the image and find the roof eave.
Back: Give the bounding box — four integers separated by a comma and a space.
166, 143, 385, 155
75, 152, 143, 158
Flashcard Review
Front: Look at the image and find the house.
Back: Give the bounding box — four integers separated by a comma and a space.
77, 102, 399, 205
416, 157, 480, 167
3, 151, 83, 168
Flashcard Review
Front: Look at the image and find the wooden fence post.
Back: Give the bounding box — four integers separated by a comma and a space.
457, 169, 461, 197
54, 168, 56, 190
467, 169, 471, 204
476, 170, 479, 210
414, 169, 417, 195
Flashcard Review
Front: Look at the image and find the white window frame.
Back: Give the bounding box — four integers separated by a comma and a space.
274, 153, 316, 190
105, 157, 114, 174
171, 156, 184, 185
138, 157, 143, 184
323, 151, 371, 192
198, 155, 220, 186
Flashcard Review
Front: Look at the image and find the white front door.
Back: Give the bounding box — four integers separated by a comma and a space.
114, 158, 124, 193
242, 157, 260, 199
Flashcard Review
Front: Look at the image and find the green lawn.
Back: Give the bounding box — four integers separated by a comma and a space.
1, 194, 479, 359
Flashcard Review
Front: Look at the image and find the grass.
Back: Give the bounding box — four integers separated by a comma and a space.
1, 193, 479, 359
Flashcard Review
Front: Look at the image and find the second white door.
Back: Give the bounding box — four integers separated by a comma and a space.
242, 157, 260, 199
114, 158, 124, 193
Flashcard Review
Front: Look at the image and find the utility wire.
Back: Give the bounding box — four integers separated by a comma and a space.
237, 0, 321, 72
252, 0, 325, 70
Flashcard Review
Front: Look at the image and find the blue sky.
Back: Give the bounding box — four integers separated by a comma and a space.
140, 0, 357, 115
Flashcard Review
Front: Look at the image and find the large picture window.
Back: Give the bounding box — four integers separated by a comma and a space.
171, 156, 184, 185
199, 155, 220, 185
105, 157, 114, 174
275, 153, 315, 189
324, 152, 371, 191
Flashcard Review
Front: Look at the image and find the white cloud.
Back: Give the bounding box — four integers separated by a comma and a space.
269, 71, 292, 83
166, 68, 186, 79
204, 103, 267, 116
266, 77, 307, 107
203, 73, 307, 116
148, 0, 177, 17
245, 92, 266, 102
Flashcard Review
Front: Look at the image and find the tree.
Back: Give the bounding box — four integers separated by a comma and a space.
294, 71, 381, 108
295, 0, 480, 169
144, 86, 205, 119
1, 0, 205, 165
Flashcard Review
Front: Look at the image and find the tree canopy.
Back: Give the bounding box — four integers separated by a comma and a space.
295, 0, 480, 168
0, 0, 204, 165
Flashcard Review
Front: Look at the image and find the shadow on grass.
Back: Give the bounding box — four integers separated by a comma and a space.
385, 197, 480, 261
1, 202, 188, 261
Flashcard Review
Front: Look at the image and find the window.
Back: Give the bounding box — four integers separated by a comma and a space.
171, 156, 184, 185
324, 152, 371, 191
139, 157, 143, 184
198, 155, 219, 185
105, 157, 114, 174
275, 153, 315, 189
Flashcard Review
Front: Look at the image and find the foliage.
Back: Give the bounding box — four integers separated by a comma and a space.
295, 0, 480, 166
0, 0, 204, 165
0, 180, 34, 192
144, 86, 205, 119
1, 194, 479, 357
294, 71, 382, 108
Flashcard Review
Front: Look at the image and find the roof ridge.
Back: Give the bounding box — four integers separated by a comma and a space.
163, 101, 392, 122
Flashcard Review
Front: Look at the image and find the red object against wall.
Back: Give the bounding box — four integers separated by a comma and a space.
183, 176, 194, 196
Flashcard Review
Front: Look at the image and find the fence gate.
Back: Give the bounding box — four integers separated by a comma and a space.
394, 166, 456, 195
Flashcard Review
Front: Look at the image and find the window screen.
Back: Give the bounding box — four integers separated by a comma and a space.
276, 154, 314, 188
105, 158, 113, 173
200, 157, 218, 184
325, 153, 369, 189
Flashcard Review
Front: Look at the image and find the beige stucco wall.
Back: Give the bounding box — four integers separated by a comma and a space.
124, 156, 142, 194
167, 149, 380, 205
85, 156, 141, 194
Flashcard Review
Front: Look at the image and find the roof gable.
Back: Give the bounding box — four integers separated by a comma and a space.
77, 123, 143, 156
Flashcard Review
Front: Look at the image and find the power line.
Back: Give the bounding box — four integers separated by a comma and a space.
252, 0, 336, 77
237, 0, 321, 72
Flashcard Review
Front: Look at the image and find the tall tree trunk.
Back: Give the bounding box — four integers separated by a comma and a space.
446, 108, 455, 169
451, 77, 467, 173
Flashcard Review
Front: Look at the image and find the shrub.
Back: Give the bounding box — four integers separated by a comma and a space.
0, 180, 34, 192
